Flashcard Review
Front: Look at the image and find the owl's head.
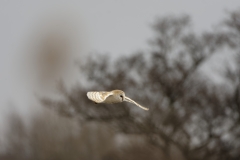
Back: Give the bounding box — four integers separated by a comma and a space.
112, 90, 125, 102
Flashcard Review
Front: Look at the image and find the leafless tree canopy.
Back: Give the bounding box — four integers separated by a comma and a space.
1, 11, 240, 160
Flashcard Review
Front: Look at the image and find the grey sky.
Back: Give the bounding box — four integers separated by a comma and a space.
1, 1, 240, 56
0, 0, 240, 119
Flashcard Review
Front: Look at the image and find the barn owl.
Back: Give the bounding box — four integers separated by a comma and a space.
87, 90, 149, 111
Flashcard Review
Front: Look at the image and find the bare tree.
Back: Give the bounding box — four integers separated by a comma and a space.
46, 13, 239, 160
2, 10, 240, 160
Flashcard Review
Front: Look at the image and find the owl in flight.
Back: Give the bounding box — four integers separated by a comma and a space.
87, 90, 149, 111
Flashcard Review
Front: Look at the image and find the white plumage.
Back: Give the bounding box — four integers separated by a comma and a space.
87, 90, 149, 111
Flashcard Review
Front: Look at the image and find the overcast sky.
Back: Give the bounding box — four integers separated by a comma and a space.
1, 1, 240, 56
0, 1, 240, 125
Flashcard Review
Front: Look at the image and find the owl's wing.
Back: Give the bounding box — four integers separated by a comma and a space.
87, 91, 113, 103
124, 96, 149, 111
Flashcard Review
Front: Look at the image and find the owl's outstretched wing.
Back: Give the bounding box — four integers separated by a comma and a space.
124, 97, 149, 111
87, 91, 113, 103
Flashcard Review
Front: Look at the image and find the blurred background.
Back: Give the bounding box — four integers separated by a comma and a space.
0, 1, 240, 160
